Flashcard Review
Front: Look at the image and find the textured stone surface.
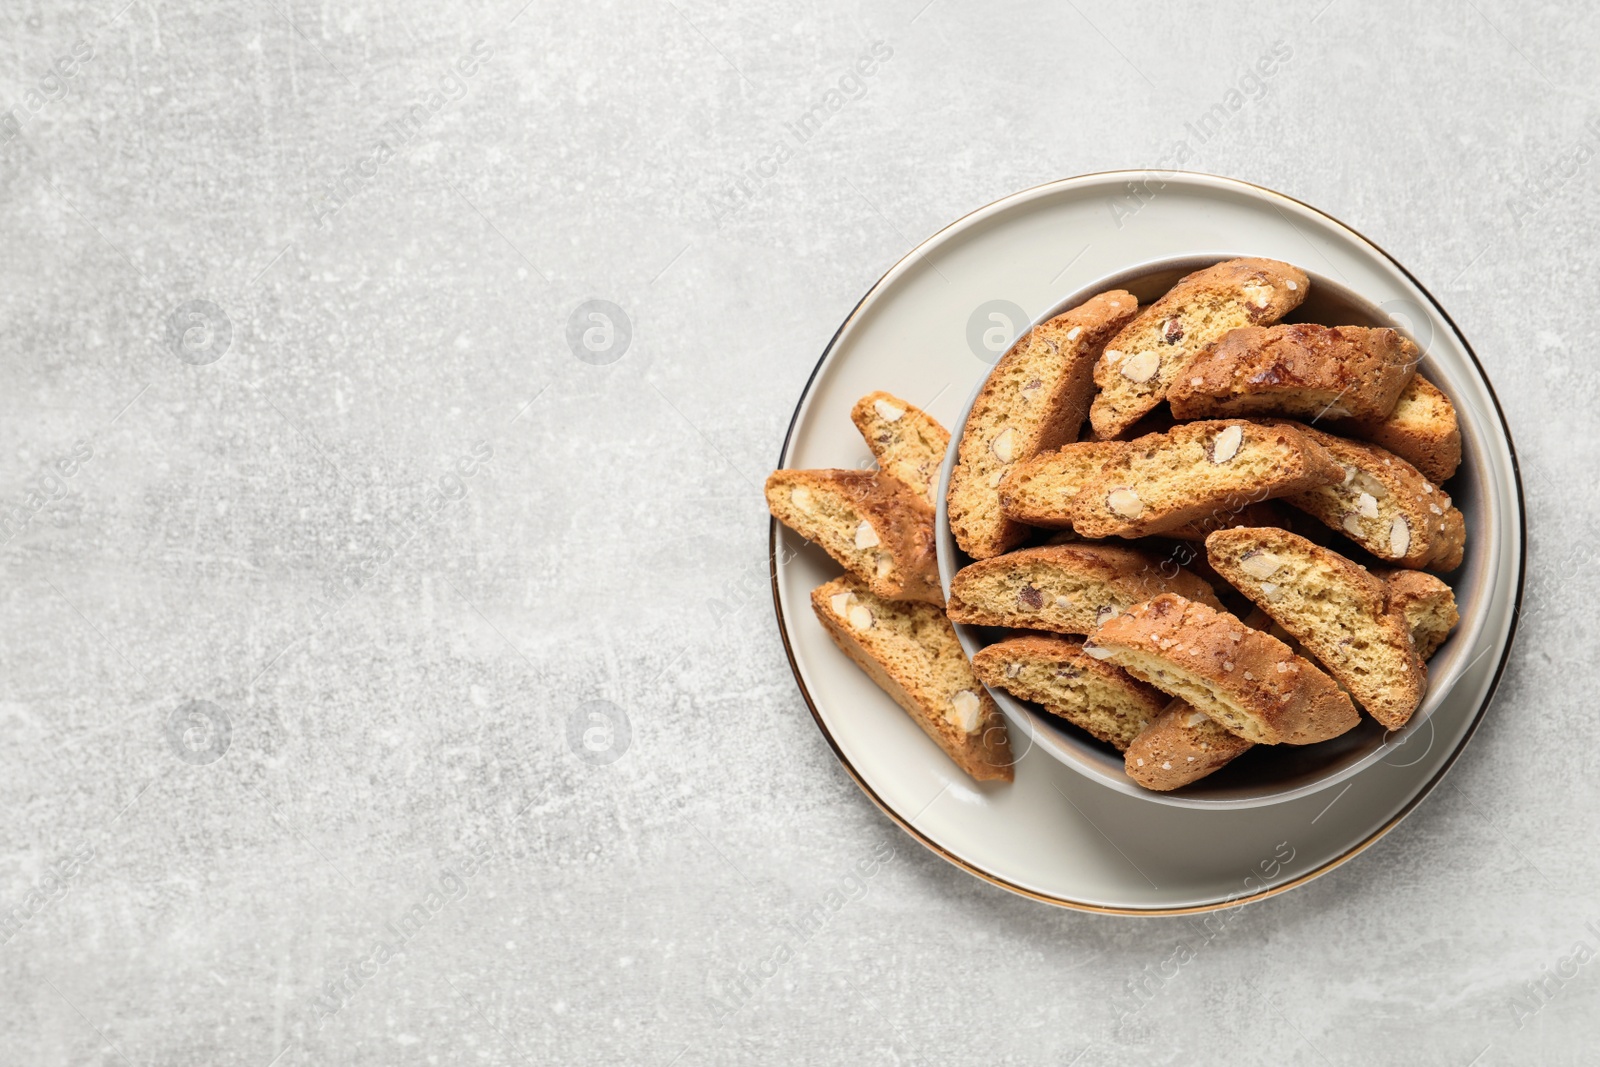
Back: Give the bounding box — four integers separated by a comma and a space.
1, 0, 1595, 1063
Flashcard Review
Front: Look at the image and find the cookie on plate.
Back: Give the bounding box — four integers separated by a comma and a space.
1206, 527, 1425, 730
946, 544, 1222, 635
1277, 422, 1465, 571
1085, 594, 1360, 745
1380, 568, 1459, 659
766, 469, 942, 603
1069, 419, 1343, 539
850, 391, 950, 506
1166, 323, 1418, 421
947, 290, 1138, 559
997, 440, 1125, 529
1332, 374, 1461, 485
1123, 698, 1256, 791
812, 576, 1013, 781
970, 633, 1167, 751
1089, 258, 1308, 439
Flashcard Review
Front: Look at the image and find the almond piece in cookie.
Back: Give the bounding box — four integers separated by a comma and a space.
1124, 698, 1256, 791
946, 544, 1221, 635
1206, 527, 1425, 730
997, 440, 1126, 529
971, 633, 1167, 751
1069, 419, 1344, 539
811, 576, 1013, 781
1084, 594, 1359, 745
850, 390, 951, 506
1167, 323, 1418, 421
947, 290, 1138, 559
1332, 375, 1461, 485
766, 469, 941, 603
1276, 422, 1465, 572
1379, 569, 1459, 660
1089, 258, 1309, 439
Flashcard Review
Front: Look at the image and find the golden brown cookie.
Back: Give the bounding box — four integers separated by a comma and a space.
1089, 258, 1308, 439
766, 469, 941, 603
946, 544, 1221, 635
1084, 594, 1359, 745
812, 576, 1012, 781
971, 633, 1167, 751
1167, 323, 1417, 421
947, 290, 1138, 558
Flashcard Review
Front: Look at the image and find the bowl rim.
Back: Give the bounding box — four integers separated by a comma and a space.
770, 170, 1526, 909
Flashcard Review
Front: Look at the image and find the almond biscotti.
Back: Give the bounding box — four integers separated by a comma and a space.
1332, 375, 1461, 484
997, 440, 1125, 529
947, 544, 1221, 634
970, 634, 1167, 751
1124, 698, 1256, 791
850, 391, 950, 506
1068, 419, 1343, 539
1089, 258, 1308, 439
766, 469, 942, 604
947, 290, 1138, 559
811, 576, 1013, 781
1166, 323, 1418, 421
1380, 569, 1459, 659
1085, 594, 1359, 745
1206, 527, 1425, 730
1278, 422, 1465, 571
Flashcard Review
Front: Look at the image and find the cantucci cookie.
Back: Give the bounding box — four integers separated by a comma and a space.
1089, 258, 1308, 439
1167, 323, 1418, 421
850, 391, 950, 506
1084, 594, 1359, 745
1277, 422, 1465, 571
997, 440, 1126, 529
1068, 419, 1343, 539
947, 290, 1137, 559
1332, 375, 1461, 484
970, 634, 1167, 751
766, 469, 942, 604
811, 576, 1013, 781
946, 544, 1221, 635
1206, 527, 1425, 730
1124, 698, 1255, 791
1380, 569, 1459, 659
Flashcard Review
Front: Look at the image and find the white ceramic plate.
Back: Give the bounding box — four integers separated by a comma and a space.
770, 172, 1524, 912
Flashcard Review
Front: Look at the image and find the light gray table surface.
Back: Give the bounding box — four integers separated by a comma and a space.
2, 1, 1596, 1063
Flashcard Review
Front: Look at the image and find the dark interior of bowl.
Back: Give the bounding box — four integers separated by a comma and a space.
954, 254, 1471, 801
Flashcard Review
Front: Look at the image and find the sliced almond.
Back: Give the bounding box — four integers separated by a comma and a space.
1106, 486, 1143, 519
1389, 516, 1411, 558
1342, 511, 1363, 536
1210, 424, 1243, 464
829, 591, 853, 616
790, 486, 814, 513
1120, 350, 1160, 383
1083, 643, 1114, 660
1238, 549, 1283, 580
854, 520, 880, 550
1003, 662, 1022, 679
990, 427, 1017, 464
1357, 491, 1380, 518
872, 398, 905, 422
950, 690, 982, 732
847, 604, 875, 630
875, 554, 893, 579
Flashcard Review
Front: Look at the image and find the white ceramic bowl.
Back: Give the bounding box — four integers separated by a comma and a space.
936, 255, 1509, 809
